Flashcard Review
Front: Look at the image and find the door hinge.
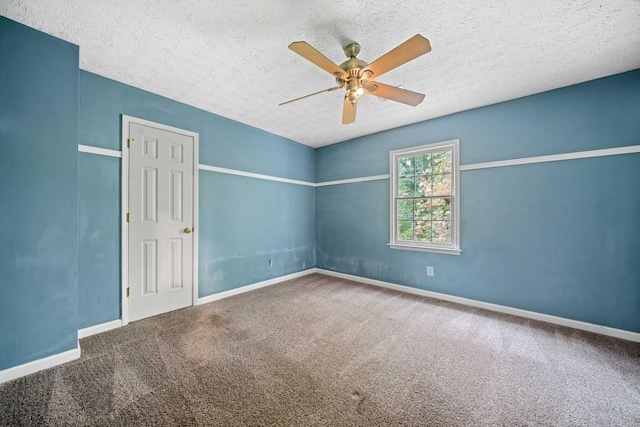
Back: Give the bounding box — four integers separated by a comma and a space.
127, 138, 132, 148
127, 287, 130, 298
126, 212, 130, 222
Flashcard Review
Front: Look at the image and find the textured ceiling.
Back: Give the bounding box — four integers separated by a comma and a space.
3, 1, 640, 148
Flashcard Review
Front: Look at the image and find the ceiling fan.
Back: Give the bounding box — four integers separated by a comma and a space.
280, 34, 431, 125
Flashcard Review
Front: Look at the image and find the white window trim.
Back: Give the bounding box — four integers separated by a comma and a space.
389, 139, 461, 255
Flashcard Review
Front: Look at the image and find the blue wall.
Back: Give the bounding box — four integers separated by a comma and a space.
2, 17, 639, 375
316, 70, 640, 333
199, 173, 314, 295
79, 71, 315, 181
78, 154, 121, 328
78, 71, 316, 327
0, 18, 80, 369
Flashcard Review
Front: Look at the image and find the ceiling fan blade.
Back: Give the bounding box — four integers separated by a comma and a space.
364, 82, 425, 106
289, 41, 347, 78
279, 86, 343, 106
362, 35, 431, 79
342, 98, 357, 125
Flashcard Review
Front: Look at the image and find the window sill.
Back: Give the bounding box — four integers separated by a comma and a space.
388, 243, 461, 255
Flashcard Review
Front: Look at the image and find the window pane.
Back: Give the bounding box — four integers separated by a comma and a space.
432, 221, 451, 244
415, 154, 431, 175
415, 221, 432, 242
431, 150, 452, 174
398, 221, 414, 241
398, 177, 415, 197
432, 197, 451, 221
416, 174, 432, 196
414, 199, 432, 220
432, 174, 452, 196
391, 142, 458, 252
397, 200, 414, 220
398, 156, 415, 177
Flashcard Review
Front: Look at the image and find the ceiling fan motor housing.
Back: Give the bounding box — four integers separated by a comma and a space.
338, 43, 369, 102
338, 44, 368, 75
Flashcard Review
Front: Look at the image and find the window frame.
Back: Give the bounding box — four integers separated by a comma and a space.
389, 139, 461, 255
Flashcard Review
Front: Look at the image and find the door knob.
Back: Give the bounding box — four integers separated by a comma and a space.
184, 227, 192, 233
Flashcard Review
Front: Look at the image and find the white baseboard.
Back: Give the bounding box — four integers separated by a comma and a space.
0, 342, 81, 385
197, 268, 318, 305
316, 269, 640, 343
78, 319, 123, 339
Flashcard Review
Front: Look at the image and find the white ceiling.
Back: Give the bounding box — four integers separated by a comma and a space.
3, 1, 640, 148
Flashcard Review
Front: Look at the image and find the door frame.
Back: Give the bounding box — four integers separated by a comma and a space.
120, 115, 199, 326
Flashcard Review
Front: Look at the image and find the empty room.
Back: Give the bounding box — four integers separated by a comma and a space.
1, 1, 639, 426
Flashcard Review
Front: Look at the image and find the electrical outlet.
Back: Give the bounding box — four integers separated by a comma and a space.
268, 259, 273, 267
426, 266, 434, 277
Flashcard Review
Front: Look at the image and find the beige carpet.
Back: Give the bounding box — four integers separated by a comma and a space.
1, 273, 639, 426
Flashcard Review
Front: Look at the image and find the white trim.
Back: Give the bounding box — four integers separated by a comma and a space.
315, 143, 640, 187
0, 343, 81, 384
75, 144, 640, 188
78, 144, 122, 158
76, 145, 318, 188
193, 138, 200, 308
120, 115, 200, 326
197, 268, 317, 305
316, 269, 640, 343
315, 174, 390, 187
120, 125, 130, 326
122, 116, 201, 138
77, 319, 123, 339
198, 164, 316, 187
388, 243, 461, 255
460, 144, 640, 171
389, 139, 461, 255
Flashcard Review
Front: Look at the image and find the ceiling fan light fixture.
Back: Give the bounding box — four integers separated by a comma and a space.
346, 90, 362, 103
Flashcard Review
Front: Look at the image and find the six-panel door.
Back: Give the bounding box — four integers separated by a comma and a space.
128, 123, 194, 322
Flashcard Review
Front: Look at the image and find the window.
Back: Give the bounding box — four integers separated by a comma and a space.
389, 139, 460, 254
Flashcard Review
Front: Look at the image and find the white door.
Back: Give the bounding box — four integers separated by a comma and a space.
128, 122, 195, 322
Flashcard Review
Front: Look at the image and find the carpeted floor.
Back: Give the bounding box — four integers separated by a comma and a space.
1, 273, 639, 426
